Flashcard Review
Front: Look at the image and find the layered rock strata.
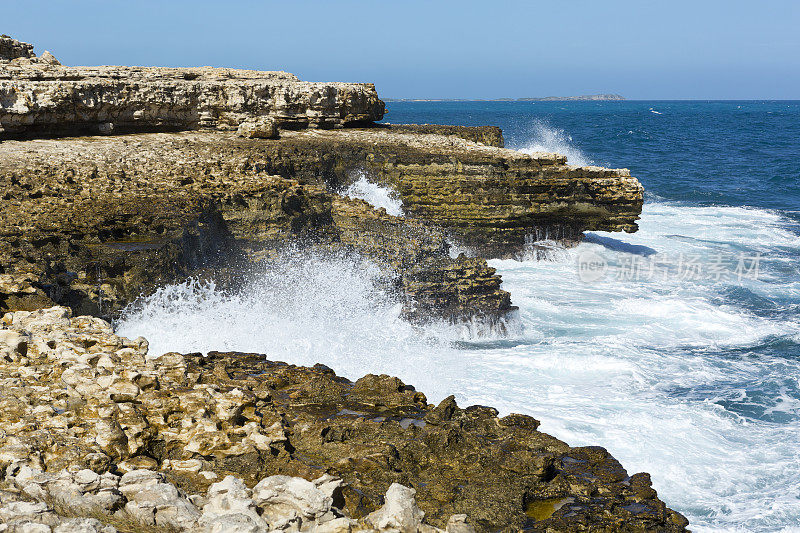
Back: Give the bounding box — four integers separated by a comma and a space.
232, 126, 644, 256
0, 305, 689, 532
0, 37, 383, 136
0, 133, 510, 322
0, 38, 676, 532
0, 35, 642, 262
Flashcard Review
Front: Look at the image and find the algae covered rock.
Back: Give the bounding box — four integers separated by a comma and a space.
0, 307, 688, 532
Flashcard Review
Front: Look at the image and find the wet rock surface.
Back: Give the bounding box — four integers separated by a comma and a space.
0, 35, 680, 532
0, 306, 689, 532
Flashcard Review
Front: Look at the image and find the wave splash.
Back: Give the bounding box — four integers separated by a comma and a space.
516, 120, 592, 166
114, 249, 510, 398
486, 202, 800, 532
343, 171, 404, 216
115, 201, 800, 530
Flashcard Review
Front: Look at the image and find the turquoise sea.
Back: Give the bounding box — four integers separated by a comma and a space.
118, 101, 800, 532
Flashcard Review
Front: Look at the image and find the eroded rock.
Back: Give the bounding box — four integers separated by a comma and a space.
1, 463, 448, 533
0, 306, 689, 532
0, 37, 383, 136
0, 133, 511, 323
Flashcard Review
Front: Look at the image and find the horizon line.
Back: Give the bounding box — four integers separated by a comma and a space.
382, 98, 800, 102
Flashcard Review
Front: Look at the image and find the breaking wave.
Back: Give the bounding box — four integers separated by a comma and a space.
116, 118, 800, 531
343, 171, 404, 216
516, 120, 592, 166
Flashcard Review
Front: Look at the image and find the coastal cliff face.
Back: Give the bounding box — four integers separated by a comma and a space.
0, 132, 511, 323
0, 36, 678, 532
243, 127, 643, 256
0, 39, 384, 136
0, 34, 35, 60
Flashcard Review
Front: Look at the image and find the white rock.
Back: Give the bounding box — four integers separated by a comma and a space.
313, 517, 357, 533
236, 117, 278, 139
365, 483, 425, 533
252, 475, 333, 527
445, 514, 476, 533
39, 51, 60, 66
197, 475, 269, 533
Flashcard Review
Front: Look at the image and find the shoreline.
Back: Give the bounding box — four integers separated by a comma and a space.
0, 35, 688, 532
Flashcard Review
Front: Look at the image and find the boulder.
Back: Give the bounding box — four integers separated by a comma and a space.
237, 117, 278, 139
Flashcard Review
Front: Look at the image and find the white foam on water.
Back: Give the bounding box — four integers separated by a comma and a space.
115, 200, 800, 530
516, 120, 593, 166
479, 202, 800, 532
115, 201, 800, 531
115, 249, 492, 399
343, 171, 404, 216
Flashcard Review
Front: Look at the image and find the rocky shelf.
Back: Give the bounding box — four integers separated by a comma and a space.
0, 36, 682, 532
0, 304, 689, 532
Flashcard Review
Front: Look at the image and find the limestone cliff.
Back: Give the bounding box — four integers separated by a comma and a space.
0, 37, 384, 136
0, 34, 35, 60
241, 126, 643, 256
0, 35, 684, 533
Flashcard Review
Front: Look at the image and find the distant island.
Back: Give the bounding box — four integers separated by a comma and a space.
384, 94, 625, 102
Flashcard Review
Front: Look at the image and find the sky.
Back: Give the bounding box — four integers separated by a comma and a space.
5, 0, 799, 100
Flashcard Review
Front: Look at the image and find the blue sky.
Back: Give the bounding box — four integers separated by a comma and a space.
5, 0, 799, 99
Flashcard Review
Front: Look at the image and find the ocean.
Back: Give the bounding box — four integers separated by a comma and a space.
116, 100, 800, 532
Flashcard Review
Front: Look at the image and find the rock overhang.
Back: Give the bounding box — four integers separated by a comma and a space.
0, 34, 643, 322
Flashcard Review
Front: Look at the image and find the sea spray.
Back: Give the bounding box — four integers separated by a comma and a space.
115, 248, 514, 397
342, 170, 404, 216
375, 99, 800, 531
118, 108, 800, 531
115, 203, 800, 532
482, 202, 800, 533
516, 120, 593, 166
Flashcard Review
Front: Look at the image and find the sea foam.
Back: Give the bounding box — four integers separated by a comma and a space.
517, 120, 592, 166
343, 170, 404, 216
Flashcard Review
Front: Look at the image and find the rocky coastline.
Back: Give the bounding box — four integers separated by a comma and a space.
0, 36, 686, 532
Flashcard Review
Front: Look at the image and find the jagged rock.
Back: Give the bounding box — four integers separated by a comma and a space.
0, 35, 35, 60
0, 274, 56, 314
251, 475, 338, 529
383, 124, 504, 147
0, 132, 511, 323
118, 470, 200, 528
1, 462, 446, 533
0, 307, 689, 532
243, 127, 643, 256
364, 484, 425, 532
198, 475, 269, 532
38, 51, 60, 66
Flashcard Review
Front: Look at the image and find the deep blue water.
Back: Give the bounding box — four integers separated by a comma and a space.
383, 100, 800, 214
